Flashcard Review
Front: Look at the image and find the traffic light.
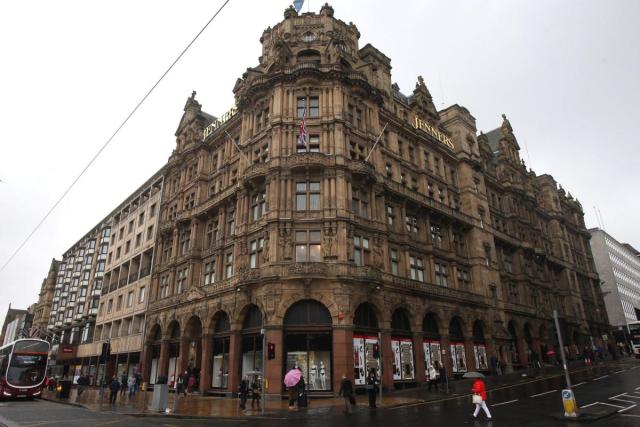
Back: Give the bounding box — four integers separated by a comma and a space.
372, 344, 380, 359
267, 342, 276, 360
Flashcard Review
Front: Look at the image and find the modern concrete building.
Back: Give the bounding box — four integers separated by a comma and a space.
1, 304, 34, 346
141, 4, 609, 397
589, 228, 640, 331
75, 171, 163, 383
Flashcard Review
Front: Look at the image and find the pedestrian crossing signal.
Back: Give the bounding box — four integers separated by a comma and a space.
268, 342, 276, 360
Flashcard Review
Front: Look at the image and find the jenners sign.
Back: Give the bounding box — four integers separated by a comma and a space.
202, 106, 238, 141
414, 117, 454, 150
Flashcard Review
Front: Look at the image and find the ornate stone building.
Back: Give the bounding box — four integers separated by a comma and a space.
32, 258, 61, 332
143, 4, 609, 395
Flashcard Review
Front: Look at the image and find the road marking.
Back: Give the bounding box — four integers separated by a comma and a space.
614, 370, 626, 374
622, 414, 640, 418
598, 402, 626, 409
531, 389, 557, 398
573, 382, 586, 387
580, 402, 599, 408
593, 375, 609, 381
618, 404, 637, 413
493, 399, 518, 406
620, 394, 640, 400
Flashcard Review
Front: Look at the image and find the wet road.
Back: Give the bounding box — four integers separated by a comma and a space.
1, 362, 639, 426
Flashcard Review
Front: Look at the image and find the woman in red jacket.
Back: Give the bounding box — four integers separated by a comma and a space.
472, 378, 492, 419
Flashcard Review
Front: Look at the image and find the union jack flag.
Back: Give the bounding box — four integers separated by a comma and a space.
297, 110, 308, 148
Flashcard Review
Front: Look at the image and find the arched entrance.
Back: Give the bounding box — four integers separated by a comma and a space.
283, 299, 332, 391
353, 303, 380, 386
473, 320, 488, 371
240, 305, 263, 380
449, 317, 467, 374
184, 316, 203, 389
422, 313, 442, 379
211, 311, 231, 389
391, 308, 415, 383
167, 320, 181, 386
148, 324, 162, 385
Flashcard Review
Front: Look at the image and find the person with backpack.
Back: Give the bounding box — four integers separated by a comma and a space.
338, 373, 354, 414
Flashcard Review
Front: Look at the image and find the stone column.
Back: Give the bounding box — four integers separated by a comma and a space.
159, 339, 169, 378
332, 326, 353, 392
200, 334, 213, 393
380, 330, 394, 390
264, 327, 283, 395
441, 334, 452, 379
227, 331, 242, 393
178, 337, 190, 376
464, 337, 476, 372
413, 333, 426, 384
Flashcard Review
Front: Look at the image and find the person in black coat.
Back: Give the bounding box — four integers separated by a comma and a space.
338, 374, 354, 414
119, 372, 127, 396
239, 376, 249, 410
109, 377, 120, 404
366, 368, 378, 408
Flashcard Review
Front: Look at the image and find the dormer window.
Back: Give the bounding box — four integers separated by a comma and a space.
302, 32, 316, 42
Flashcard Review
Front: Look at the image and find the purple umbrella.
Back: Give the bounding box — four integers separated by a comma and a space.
284, 369, 302, 387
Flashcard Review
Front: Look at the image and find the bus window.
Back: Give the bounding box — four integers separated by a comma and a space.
7, 354, 47, 387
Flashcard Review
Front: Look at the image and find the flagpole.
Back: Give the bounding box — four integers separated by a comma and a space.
224, 130, 250, 164
364, 121, 389, 163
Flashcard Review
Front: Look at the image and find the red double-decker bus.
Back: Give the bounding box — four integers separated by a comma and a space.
0, 338, 50, 398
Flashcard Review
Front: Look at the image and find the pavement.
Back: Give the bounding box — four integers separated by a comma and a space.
1, 357, 638, 426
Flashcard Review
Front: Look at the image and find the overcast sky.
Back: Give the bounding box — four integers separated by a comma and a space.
1, 0, 638, 323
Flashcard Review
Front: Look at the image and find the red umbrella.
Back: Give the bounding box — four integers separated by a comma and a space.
284, 369, 302, 387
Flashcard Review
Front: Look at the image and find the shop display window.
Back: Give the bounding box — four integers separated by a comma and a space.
241, 334, 263, 379
423, 340, 442, 378
474, 345, 488, 370
212, 337, 230, 388
450, 343, 467, 373
284, 333, 331, 391
353, 335, 380, 385
391, 338, 415, 381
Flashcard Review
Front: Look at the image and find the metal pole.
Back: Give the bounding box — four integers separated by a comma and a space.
364, 122, 389, 163
261, 328, 266, 416
553, 310, 572, 389
378, 332, 383, 404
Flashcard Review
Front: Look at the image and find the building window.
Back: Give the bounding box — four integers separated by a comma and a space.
180, 229, 191, 255
125, 240, 131, 254
227, 209, 235, 236
295, 230, 321, 262
146, 225, 154, 241
410, 255, 425, 282
206, 219, 218, 247
135, 233, 142, 247
296, 181, 320, 211
250, 238, 264, 268
503, 253, 512, 273
128, 221, 134, 233
351, 188, 369, 218
349, 141, 366, 160
353, 236, 370, 267
116, 247, 121, 259
297, 96, 319, 118
385, 163, 393, 178
430, 224, 443, 248
297, 134, 320, 153
453, 232, 466, 255
176, 268, 187, 294
386, 205, 395, 226
251, 191, 267, 221
390, 248, 399, 275
149, 203, 156, 217
204, 260, 216, 285
159, 275, 169, 299
138, 212, 144, 226
225, 253, 234, 278
457, 268, 470, 289
127, 291, 134, 308
435, 262, 449, 287
405, 215, 419, 234
253, 144, 269, 163
138, 286, 146, 303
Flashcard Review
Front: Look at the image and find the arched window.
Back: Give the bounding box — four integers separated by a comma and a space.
284, 300, 331, 326
391, 309, 415, 382
449, 317, 464, 342
449, 317, 467, 373
473, 320, 485, 343
391, 309, 411, 334
240, 306, 263, 380
214, 312, 230, 334
242, 306, 263, 330
354, 303, 378, 330
423, 314, 440, 339
297, 49, 321, 64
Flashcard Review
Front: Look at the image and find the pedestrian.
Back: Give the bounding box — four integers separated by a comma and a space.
251, 378, 261, 409
109, 377, 120, 405
239, 376, 249, 410
134, 372, 141, 393
98, 376, 105, 397
366, 368, 378, 408
181, 371, 190, 396
428, 362, 439, 392
128, 373, 136, 398
297, 375, 307, 408
438, 360, 447, 390
338, 373, 354, 414
471, 377, 492, 420
119, 372, 127, 397
287, 381, 297, 409
187, 373, 196, 394
76, 375, 85, 396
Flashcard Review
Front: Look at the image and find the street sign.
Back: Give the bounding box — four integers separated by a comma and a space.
561, 389, 577, 417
